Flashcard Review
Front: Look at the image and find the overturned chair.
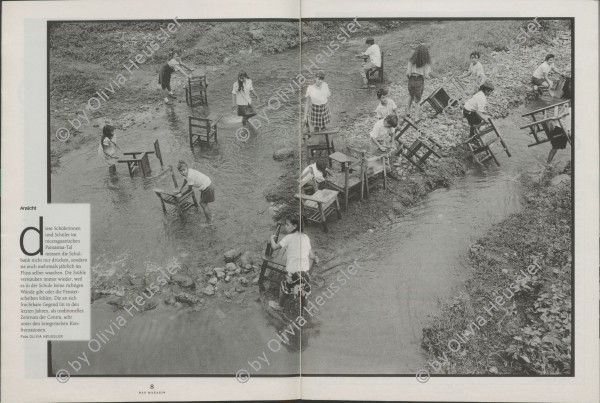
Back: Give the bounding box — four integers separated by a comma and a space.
420, 76, 466, 117
296, 165, 342, 233
118, 139, 164, 178
394, 117, 442, 172
520, 100, 571, 148
464, 118, 511, 167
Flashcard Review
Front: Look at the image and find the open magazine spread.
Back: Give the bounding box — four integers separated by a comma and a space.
2, 0, 599, 402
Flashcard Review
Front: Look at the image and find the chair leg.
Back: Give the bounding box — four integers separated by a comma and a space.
318, 203, 328, 233
335, 198, 342, 219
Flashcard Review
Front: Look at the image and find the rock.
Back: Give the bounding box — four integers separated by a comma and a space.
248, 29, 264, 40
238, 251, 254, 267
239, 277, 248, 286
235, 268, 242, 275
175, 292, 198, 305
203, 285, 215, 296
209, 277, 218, 285
216, 271, 226, 279
223, 57, 230, 64
550, 174, 570, 186
225, 263, 237, 272
235, 287, 245, 293
224, 249, 241, 263
273, 147, 295, 161
164, 296, 176, 305
488, 366, 498, 374
214, 267, 225, 275
172, 274, 195, 289
243, 264, 253, 272
252, 277, 259, 285
225, 275, 231, 282
224, 291, 232, 299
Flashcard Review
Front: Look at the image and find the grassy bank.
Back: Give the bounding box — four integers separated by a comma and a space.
422, 165, 572, 374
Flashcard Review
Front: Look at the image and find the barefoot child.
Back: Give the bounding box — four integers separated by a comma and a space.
375, 87, 398, 119
158, 51, 194, 104
97, 125, 121, 173
531, 54, 563, 93
232, 71, 260, 126
177, 161, 214, 225
269, 216, 318, 311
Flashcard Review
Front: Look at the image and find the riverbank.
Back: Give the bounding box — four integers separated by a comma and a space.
422, 163, 572, 374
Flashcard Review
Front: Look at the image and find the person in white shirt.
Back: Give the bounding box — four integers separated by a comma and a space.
370, 114, 399, 154
177, 161, 215, 225
232, 71, 261, 126
375, 87, 398, 119
158, 51, 194, 104
406, 45, 432, 121
269, 216, 318, 311
463, 81, 494, 136
97, 125, 122, 174
531, 54, 562, 92
358, 38, 381, 89
459, 51, 487, 95
303, 71, 332, 131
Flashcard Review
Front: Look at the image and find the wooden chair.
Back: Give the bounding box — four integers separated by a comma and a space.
346, 147, 387, 199
153, 185, 198, 216
295, 165, 342, 233
304, 126, 340, 166
117, 139, 164, 177
464, 118, 511, 166
325, 151, 365, 210
420, 77, 463, 117
185, 76, 208, 107
258, 224, 287, 292
394, 117, 442, 171
366, 52, 384, 84
189, 115, 219, 148
520, 100, 571, 148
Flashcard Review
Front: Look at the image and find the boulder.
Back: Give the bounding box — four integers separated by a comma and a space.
203, 285, 215, 296
238, 251, 254, 267
209, 277, 218, 285
273, 147, 295, 161
175, 292, 198, 306
225, 263, 237, 272
224, 249, 241, 263
172, 274, 195, 289
550, 174, 570, 186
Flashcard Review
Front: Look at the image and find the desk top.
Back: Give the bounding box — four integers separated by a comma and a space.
329, 151, 358, 164
305, 127, 341, 136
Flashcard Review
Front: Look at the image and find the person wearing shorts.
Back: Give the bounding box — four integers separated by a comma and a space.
358, 38, 381, 89
406, 45, 432, 121
232, 71, 260, 126
177, 161, 214, 225
531, 54, 562, 92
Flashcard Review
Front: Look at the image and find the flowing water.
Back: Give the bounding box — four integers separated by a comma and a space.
50, 26, 570, 376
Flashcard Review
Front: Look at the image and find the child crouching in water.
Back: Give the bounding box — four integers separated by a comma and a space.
177, 161, 215, 225
269, 216, 318, 311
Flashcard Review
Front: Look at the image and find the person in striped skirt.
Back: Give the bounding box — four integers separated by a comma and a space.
303, 71, 332, 131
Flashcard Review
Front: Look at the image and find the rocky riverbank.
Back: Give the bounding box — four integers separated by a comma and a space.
421, 163, 572, 374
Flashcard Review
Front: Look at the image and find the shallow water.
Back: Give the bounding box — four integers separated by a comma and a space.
50, 25, 570, 376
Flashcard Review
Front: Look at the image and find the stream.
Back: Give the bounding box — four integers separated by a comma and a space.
50, 25, 569, 376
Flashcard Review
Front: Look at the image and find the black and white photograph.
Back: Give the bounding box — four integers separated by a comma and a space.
47, 16, 575, 379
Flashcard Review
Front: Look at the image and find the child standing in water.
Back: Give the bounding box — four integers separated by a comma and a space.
97, 125, 121, 173
232, 71, 260, 126
268, 216, 318, 311
463, 81, 494, 136
158, 51, 194, 104
177, 161, 215, 225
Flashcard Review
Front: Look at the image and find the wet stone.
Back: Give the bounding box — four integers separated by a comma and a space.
175, 292, 198, 305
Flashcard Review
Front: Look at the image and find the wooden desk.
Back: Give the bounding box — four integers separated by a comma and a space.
305, 127, 341, 164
